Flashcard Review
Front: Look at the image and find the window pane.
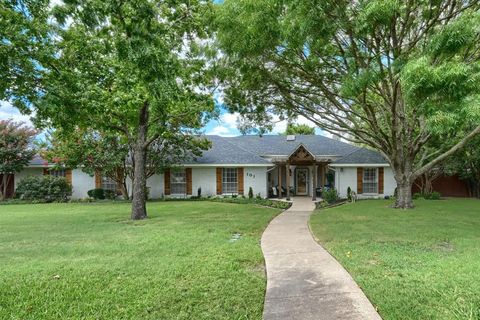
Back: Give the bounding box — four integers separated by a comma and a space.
101, 176, 117, 192
363, 168, 378, 193
49, 169, 66, 177
222, 168, 238, 194
171, 170, 186, 194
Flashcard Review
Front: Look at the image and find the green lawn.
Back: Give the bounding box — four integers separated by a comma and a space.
0, 201, 281, 319
310, 199, 480, 320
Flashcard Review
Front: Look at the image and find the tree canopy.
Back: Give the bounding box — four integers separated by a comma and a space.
281, 123, 315, 135
0, 0, 51, 113
5, 0, 216, 219
216, 0, 480, 208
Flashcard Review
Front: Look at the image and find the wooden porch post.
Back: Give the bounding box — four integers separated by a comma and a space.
312, 164, 317, 201
278, 164, 282, 199
286, 162, 290, 201
321, 164, 326, 188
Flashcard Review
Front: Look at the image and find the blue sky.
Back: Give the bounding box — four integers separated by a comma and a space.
0, 99, 322, 137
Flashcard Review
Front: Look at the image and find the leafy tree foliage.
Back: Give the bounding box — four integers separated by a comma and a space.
16, 0, 216, 219
282, 123, 315, 135
0, 120, 36, 200
0, 0, 51, 113
216, 0, 480, 208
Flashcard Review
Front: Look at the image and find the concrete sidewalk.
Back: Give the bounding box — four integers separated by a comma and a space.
261, 197, 381, 320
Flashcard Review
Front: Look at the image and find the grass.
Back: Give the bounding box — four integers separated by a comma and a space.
310, 199, 480, 320
0, 201, 282, 319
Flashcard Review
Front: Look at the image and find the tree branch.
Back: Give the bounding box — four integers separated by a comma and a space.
414, 125, 480, 178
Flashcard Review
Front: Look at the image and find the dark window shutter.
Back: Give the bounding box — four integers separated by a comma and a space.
237, 168, 244, 195
65, 169, 72, 185
378, 168, 384, 194
216, 168, 222, 195
357, 168, 363, 194
186, 168, 192, 195
95, 171, 101, 188
164, 169, 171, 195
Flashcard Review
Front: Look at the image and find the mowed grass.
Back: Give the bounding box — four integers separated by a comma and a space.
0, 201, 281, 319
310, 199, 480, 320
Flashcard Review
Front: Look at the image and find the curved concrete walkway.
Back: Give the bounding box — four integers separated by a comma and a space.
262, 197, 381, 320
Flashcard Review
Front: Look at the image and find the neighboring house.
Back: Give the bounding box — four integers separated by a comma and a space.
8, 135, 395, 200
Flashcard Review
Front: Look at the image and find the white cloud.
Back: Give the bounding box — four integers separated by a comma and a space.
219, 112, 239, 129
270, 116, 288, 134
0, 101, 35, 127
206, 125, 236, 137
204, 112, 241, 136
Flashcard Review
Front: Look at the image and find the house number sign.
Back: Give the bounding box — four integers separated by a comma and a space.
246, 172, 256, 178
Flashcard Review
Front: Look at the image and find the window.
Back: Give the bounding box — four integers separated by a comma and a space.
222, 168, 238, 194
101, 176, 117, 192
48, 169, 66, 177
363, 168, 378, 193
171, 170, 186, 194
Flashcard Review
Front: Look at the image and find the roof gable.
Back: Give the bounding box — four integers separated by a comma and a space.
288, 144, 315, 162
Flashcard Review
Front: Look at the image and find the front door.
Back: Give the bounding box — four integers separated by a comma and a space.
296, 168, 309, 196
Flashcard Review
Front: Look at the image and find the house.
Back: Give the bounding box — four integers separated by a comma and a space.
7, 135, 396, 200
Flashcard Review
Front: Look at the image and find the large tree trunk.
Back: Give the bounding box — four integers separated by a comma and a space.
0, 174, 7, 201
393, 173, 414, 209
131, 102, 149, 220
131, 146, 147, 219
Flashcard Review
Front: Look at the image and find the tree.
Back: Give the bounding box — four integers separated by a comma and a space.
27, 0, 214, 219
0, 0, 51, 113
43, 128, 209, 200
282, 123, 315, 135
0, 120, 36, 200
42, 129, 131, 199
216, 0, 480, 208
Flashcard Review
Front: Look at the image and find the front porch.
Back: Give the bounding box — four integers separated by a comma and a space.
267, 144, 336, 201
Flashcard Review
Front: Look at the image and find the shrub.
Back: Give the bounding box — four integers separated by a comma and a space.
323, 188, 339, 204
248, 187, 253, 199
104, 190, 117, 200
16, 175, 72, 202
208, 196, 291, 209
87, 188, 105, 200
413, 192, 441, 200
197, 187, 202, 197
413, 192, 422, 200
347, 186, 352, 202
424, 191, 441, 200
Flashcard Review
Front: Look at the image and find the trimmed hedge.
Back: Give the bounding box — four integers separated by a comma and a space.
87, 188, 117, 200
15, 175, 72, 202
87, 188, 105, 200
209, 196, 292, 209
413, 192, 442, 200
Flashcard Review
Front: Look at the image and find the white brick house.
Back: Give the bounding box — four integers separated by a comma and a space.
6, 135, 396, 200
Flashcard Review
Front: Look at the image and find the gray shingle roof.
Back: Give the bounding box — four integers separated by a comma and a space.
227, 135, 359, 156
29, 155, 49, 166
188, 135, 387, 165
332, 148, 388, 164
185, 135, 270, 164
28, 135, 388, 166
